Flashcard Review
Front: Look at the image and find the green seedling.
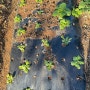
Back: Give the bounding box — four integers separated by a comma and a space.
14, 14, 22, 23
72, 8, 82, 18
25, 88, 31, 90
44, 60, 54, 70
17, 44, 26, 52
59, 19, 70, 30
19, 60, 30, 73
35, 0, 43, 3
16, 28, 26, 36
35, 22, 41, 29
61, 35, 72, 46
24, 87, 31, 90
71, 55, 84, 69
7, 73, 14, 84
79, 0, 90, 11
41, 39, 50, 47
53, 3, 71, 19
19, 0, 26, 7
37, 10, 44, 14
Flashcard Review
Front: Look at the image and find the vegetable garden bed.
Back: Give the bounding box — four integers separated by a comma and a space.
0, 0, 90, 90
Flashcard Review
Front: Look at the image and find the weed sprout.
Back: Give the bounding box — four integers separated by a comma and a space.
17, 44, 26, 52
16, 28, 26, 36
35, 0, 43, 3
19, 60, 31, 73
14, 14, 22, 23
7, 73, 14, 84
19, 0, 26, 7
41, 39, 50, 47
44, 60, 54, 70
61, 35, 72, 46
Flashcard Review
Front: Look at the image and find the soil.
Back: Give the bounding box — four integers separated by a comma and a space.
0, 0, 18, 90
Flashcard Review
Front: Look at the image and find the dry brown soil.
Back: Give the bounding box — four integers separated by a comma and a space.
0, 0, 18, 90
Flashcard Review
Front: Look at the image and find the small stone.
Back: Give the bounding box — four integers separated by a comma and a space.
61, 58, 65, 62
48, 76, 52, 80
33, 75, 37, 78
84, 16, 87, 18
73, 23, 75, 26
11, 58, 14, 61
35, 46, 38, 49
76, 76, 83, 80
36, 53, 39, 57
34, 60, 38, 64
61, 77, 64, 80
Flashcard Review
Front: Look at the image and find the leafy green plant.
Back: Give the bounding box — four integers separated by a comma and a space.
17, 44, 26, 52
14, 14, 22, 23
72, 0, 90, 17
79, 0, 90, 11
44, 60, 54, 70
16, 28, 26, 36
71, 55, 84, 69
61, 35, 72, 46
35, 22, 41, 29
35, 0, 43, 3
72, 8, 82, 18
59, 19, 70, 30
7, 73, 14, 84
53, 3, 71, 19
41, 39, 50, 47
19, 0, 26, 7
19, 60, 30, 73
53, 3, 71, 30
24, 87, 31, 90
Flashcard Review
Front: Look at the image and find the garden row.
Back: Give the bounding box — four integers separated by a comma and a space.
6, 0, 90, 90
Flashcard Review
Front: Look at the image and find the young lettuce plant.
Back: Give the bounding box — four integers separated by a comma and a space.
72, 0, 90, 18
78, 0, 90, 11
14, 14, 22, 23
17, 44, 26, 52
16, 28, 26, 36
59, 19, 70, 30
44, 60, 54, 71
72, 8, 82, 18
53, 3, 71, 19
7, 73, 14, 84
71, 55, 84, 69
19, 0, 26, 7
41, 39, 50, 47
53, 3, 71, 30
19, 60, 31, 73
35, 0, 43, 3
61, 35, 72, 46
